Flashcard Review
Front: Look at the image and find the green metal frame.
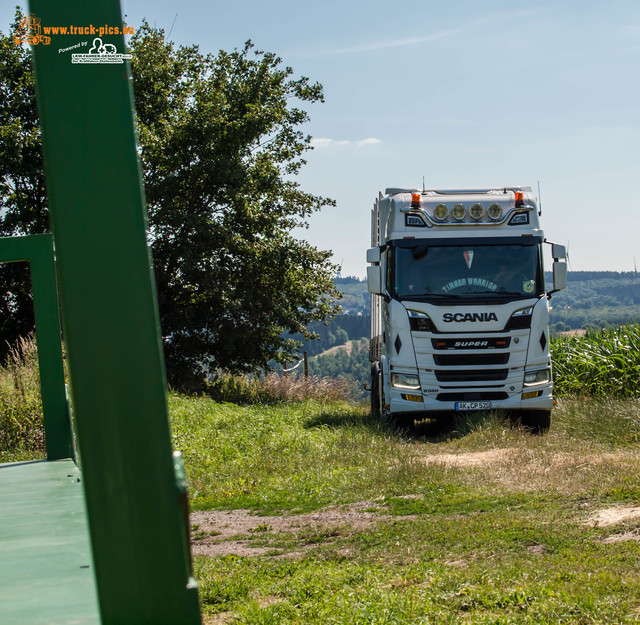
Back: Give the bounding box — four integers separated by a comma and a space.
27, 0, 202, 623
0, 234, 72, 461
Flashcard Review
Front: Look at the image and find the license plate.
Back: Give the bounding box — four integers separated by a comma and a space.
455, 401, 492, 411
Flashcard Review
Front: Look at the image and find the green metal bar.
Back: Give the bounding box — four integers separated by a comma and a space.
28, 1, 201, 624
0, 234, 72, 461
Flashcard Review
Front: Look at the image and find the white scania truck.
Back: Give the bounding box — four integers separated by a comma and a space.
367, 186, 567, 432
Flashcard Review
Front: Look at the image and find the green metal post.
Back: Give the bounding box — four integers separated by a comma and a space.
0, 234, 72, 461
28, 1, 201, 624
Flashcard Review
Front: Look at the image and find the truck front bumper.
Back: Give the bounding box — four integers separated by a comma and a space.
387, 383, 554, 415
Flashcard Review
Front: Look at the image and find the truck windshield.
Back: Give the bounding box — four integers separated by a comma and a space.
393, 241, 543, 302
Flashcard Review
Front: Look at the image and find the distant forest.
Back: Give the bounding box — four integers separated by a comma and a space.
544, 271, 640, 333
289, 272, 640, 400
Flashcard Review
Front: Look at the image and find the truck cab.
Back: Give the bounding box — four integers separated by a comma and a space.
367, 186, 567, 432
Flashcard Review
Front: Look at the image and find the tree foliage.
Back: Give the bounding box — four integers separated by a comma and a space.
0, 12, 46, 351
0, 12, 340, 388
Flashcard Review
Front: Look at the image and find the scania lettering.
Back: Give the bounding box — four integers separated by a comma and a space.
443, 312, 498, 323
367, 186, 567, 432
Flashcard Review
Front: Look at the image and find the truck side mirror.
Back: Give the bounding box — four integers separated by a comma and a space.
551, 243, 566, 260
367, 247, 383, 294
366, 247, 381, 263
367, 265, 382, 294
553, 261, 567, 291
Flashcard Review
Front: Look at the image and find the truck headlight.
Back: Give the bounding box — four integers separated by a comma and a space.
505, 306, 533, 330
391, 373, 421, 390
524, 369, 551, 386
407, 309, 434, 332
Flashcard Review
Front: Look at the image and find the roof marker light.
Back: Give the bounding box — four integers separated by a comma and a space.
515, 191, 525, 207
451, 203, 466, 221
469, 203, 485, 221
434, 203, 449, 221
487, 203, 503, 221
411, 193, 421, 208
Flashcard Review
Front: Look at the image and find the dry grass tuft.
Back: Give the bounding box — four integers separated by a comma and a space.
417, 448, 512, 468
206, 372, 349, 405
0, 334, 45, 455
586, 506, 640, 528
1, 334, 41, 400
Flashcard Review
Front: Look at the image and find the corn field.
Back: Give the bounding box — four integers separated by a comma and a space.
551, 323, 640, 397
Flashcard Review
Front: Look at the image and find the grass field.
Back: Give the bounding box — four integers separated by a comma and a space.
3, 331, 640, 622
170, 395, 640, 624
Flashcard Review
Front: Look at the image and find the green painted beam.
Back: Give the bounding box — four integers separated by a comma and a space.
0, 459, 99, 625
0, 234, 73, 461
27, 2, 201, 624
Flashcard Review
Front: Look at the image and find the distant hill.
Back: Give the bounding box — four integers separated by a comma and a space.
333, 276, 369, 314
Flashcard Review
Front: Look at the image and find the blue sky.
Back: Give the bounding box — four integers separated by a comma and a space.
6, 1, 640, 277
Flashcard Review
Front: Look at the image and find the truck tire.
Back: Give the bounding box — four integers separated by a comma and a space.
519, 409, 551, 434
370, 362, 381, 418
372, 363, 413, 429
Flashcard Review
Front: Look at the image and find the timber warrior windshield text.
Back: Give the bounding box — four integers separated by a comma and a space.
392, 241, 543, 302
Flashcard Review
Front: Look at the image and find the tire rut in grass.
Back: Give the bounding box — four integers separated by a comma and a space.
190, 502, 390, 558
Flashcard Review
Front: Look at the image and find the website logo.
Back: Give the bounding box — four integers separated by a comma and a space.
72, 37, 132, 64
13, 13, 135, 65
13, 13, 51, 46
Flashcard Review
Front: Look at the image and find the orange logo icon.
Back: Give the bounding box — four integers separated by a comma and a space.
13, 13, 51, 46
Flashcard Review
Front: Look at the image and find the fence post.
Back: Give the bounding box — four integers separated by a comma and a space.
304, 351, 309, 379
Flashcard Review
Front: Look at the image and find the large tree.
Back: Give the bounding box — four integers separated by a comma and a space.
0, 12, 340, 388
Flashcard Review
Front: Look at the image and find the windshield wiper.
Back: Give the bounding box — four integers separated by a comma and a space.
425, 292, 461, 298
400, 292, 462, 300
493, 291, 528, 297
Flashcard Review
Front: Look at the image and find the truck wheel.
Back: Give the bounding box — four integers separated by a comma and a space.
519, 409, 551, 434
370, 363, 381, 418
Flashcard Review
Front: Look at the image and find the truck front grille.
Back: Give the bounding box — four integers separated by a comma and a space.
435, 369, 509, 383
431, 337, 511, 350
433, 353, 509, 366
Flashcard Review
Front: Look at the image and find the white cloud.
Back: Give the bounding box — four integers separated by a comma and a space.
310, 138, 335, 148
356, 137, 382, 146
311, 137, 382, 148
